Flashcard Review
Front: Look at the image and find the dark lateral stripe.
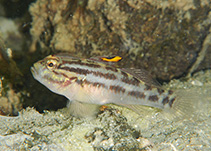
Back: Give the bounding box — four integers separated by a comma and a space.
52, 70, 75, 86
53, 70, 69, 79
121, 77, 140, 86
168, 90, 174, 95
62, 59, 119, 73
62, 60, 102, 68
162, 96, 176, 108
157, 89, 165, 95
109, 85, 126, 94
169, 97, 176, 107
128, 91, 146, 99
148, 95, 159, 102
58, 66, 117, 80
82, 80, 106, 89
162, 97, 170, 105
59, 67, 89, 75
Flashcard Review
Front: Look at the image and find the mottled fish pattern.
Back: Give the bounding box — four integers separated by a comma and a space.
31, 54, 178, 117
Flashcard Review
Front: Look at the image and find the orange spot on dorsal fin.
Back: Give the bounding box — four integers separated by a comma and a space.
101, 56, 122, 62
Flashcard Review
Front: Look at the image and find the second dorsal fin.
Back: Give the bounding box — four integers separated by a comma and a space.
121, 68, 161, 88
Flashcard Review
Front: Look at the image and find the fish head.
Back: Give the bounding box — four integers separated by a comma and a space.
31, 55, 78, 94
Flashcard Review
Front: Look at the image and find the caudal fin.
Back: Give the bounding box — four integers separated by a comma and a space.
161, 87, 211, 121
119, 86, 210, 121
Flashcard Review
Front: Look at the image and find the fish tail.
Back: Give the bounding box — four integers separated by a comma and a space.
161, 87, 210, 120
121, 87, 210, 121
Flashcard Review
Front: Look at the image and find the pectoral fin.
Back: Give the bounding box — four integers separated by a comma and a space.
67, 101, 100, 118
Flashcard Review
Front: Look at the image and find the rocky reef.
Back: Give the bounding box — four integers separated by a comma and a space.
29, 0, 211, 81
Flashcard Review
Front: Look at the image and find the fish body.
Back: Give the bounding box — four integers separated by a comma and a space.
31, 54, 178, 117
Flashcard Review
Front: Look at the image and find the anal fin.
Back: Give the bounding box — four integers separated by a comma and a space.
119, 104, 161, 117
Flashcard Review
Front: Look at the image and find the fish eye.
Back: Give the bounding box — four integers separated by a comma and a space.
46, 60, 57, 70
48, 62, 54, 67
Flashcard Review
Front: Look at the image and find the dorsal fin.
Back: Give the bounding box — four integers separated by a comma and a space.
121, 68, 161, 88
89, 56, 122, 65
89, 56, 160, 88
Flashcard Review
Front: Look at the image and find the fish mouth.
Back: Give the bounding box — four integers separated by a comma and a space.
30, 66, 37, 76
